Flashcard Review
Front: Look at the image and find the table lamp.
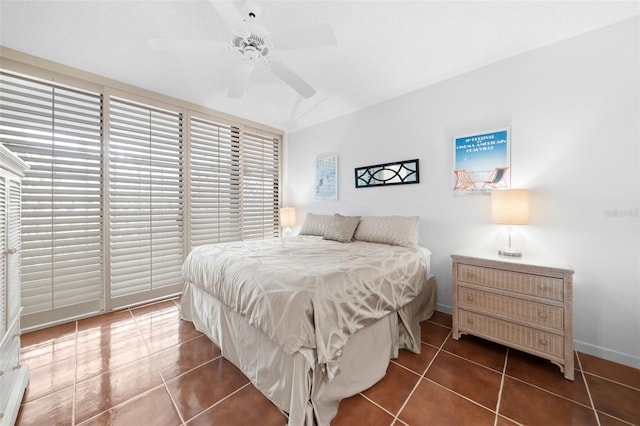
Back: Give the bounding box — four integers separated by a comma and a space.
491, 189, 529, 257
280, 207, 296, 238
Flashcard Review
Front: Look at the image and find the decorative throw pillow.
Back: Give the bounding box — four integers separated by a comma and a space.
298, 213, 334, 236
323, 214, 361, 243
353, 215, 420, 247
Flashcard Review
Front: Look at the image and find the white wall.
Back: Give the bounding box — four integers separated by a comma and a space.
284, 17, 640, 368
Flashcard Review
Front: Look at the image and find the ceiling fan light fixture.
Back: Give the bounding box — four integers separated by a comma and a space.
231, 33, 270, 63
243, 46, 259, 61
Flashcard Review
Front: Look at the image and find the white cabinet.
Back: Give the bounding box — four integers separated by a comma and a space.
0, 144, 28, 426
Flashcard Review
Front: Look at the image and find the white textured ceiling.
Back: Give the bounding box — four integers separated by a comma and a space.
1, 1, 638, 133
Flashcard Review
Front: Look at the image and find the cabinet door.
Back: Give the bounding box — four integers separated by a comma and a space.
5, 178, 20, 324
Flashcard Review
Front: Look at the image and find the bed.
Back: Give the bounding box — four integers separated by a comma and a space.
180, 214, 436, 425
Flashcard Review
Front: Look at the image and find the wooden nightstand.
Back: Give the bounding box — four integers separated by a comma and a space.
451, 248, 575, 380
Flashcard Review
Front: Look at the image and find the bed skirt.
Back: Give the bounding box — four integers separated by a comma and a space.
181, 274, 436, 425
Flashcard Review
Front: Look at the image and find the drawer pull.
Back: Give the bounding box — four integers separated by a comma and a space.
539, 284, 547, 291
466, 295, 474, 302
538, 338, 548, 346
538, 311, 548, 319
467, 318, 475, 325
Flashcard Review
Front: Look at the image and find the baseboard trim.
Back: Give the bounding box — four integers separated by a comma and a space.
575, 340, 640, 370
436, 303, 452, 314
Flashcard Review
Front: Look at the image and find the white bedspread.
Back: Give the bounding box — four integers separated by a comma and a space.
182, 235, 430, 380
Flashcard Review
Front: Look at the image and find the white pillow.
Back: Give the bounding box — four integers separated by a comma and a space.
353, 215, 420, 248
298, 213, 334, 236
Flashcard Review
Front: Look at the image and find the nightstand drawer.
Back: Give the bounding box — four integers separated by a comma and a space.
458, 287, 564, 330
459, 309, 564, 358
457, 264, 564, 301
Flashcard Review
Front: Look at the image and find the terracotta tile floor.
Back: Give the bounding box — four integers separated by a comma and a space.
17, 299, 640, 425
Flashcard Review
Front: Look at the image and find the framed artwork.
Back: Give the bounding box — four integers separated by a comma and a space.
452, 128, 510, 195
355, 159, 419, 188
314, 154, 338, 200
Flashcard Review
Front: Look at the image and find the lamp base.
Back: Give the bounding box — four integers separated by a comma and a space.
496, 226, 524, 258
498, 248, 522, 257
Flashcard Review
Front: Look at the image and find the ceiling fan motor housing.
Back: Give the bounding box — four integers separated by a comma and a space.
232, 33, 269, 62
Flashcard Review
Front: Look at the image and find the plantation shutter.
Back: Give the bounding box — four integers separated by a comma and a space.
0, 178, 5, 332
0, 71, 104, 328
108, 97, 183, 305
1, 65, 282, 330
241, 128, 280, 240
189, 116, 241, 246
6, 180, 22, 324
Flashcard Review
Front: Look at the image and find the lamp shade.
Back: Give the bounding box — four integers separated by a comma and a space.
280, 207, 296, 228
491, 189, 529, 225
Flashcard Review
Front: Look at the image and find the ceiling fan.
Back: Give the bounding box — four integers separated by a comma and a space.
149, 0, 337, 99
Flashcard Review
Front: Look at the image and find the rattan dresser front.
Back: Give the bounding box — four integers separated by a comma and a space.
451, 249, 575, 380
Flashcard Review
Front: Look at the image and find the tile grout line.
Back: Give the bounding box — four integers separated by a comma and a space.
493, 347, 509, 426
391, 329, 452, 424
437, 345, 505, 374
184, 382, 253, 425
506, 373, 599, 411
75, 308, 141, 423
75, 382, 171, 425
163, 381, 187, 426
71, 320, 78, 426
423, 376, 499, 415
129, 305, 188, 426
73, 304, 195, 425
576, 351, 601, 426
581, 369, 640, 392
392, 332, 521, 423
360, 319, 453, 422
72, 308, 185, 425
357, 391, 400, 422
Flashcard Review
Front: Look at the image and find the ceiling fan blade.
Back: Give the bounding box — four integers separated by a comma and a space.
228, 60, 253, 98
148, 39, 227, 51
270, 61, 316, 99
270, 24, 337, 50
208, 0, 247, 33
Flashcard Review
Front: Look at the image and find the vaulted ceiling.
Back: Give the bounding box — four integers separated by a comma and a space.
1, 1, 638, 132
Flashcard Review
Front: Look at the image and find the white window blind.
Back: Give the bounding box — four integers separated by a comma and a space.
0, 71, 103, 328
109, 97, 183, 303
241, 129, 280, 240
189, 116, 241, 246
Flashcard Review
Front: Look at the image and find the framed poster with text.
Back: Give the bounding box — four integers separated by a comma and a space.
452, 128, 510, 195
314, 155, 338, 200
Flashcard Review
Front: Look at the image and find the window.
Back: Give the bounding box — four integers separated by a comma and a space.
0, 71, 103, 328
241, 129, 280, 240
189, 115, 241, 245
108, 97, 184, 306
0, 65, 282, 329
